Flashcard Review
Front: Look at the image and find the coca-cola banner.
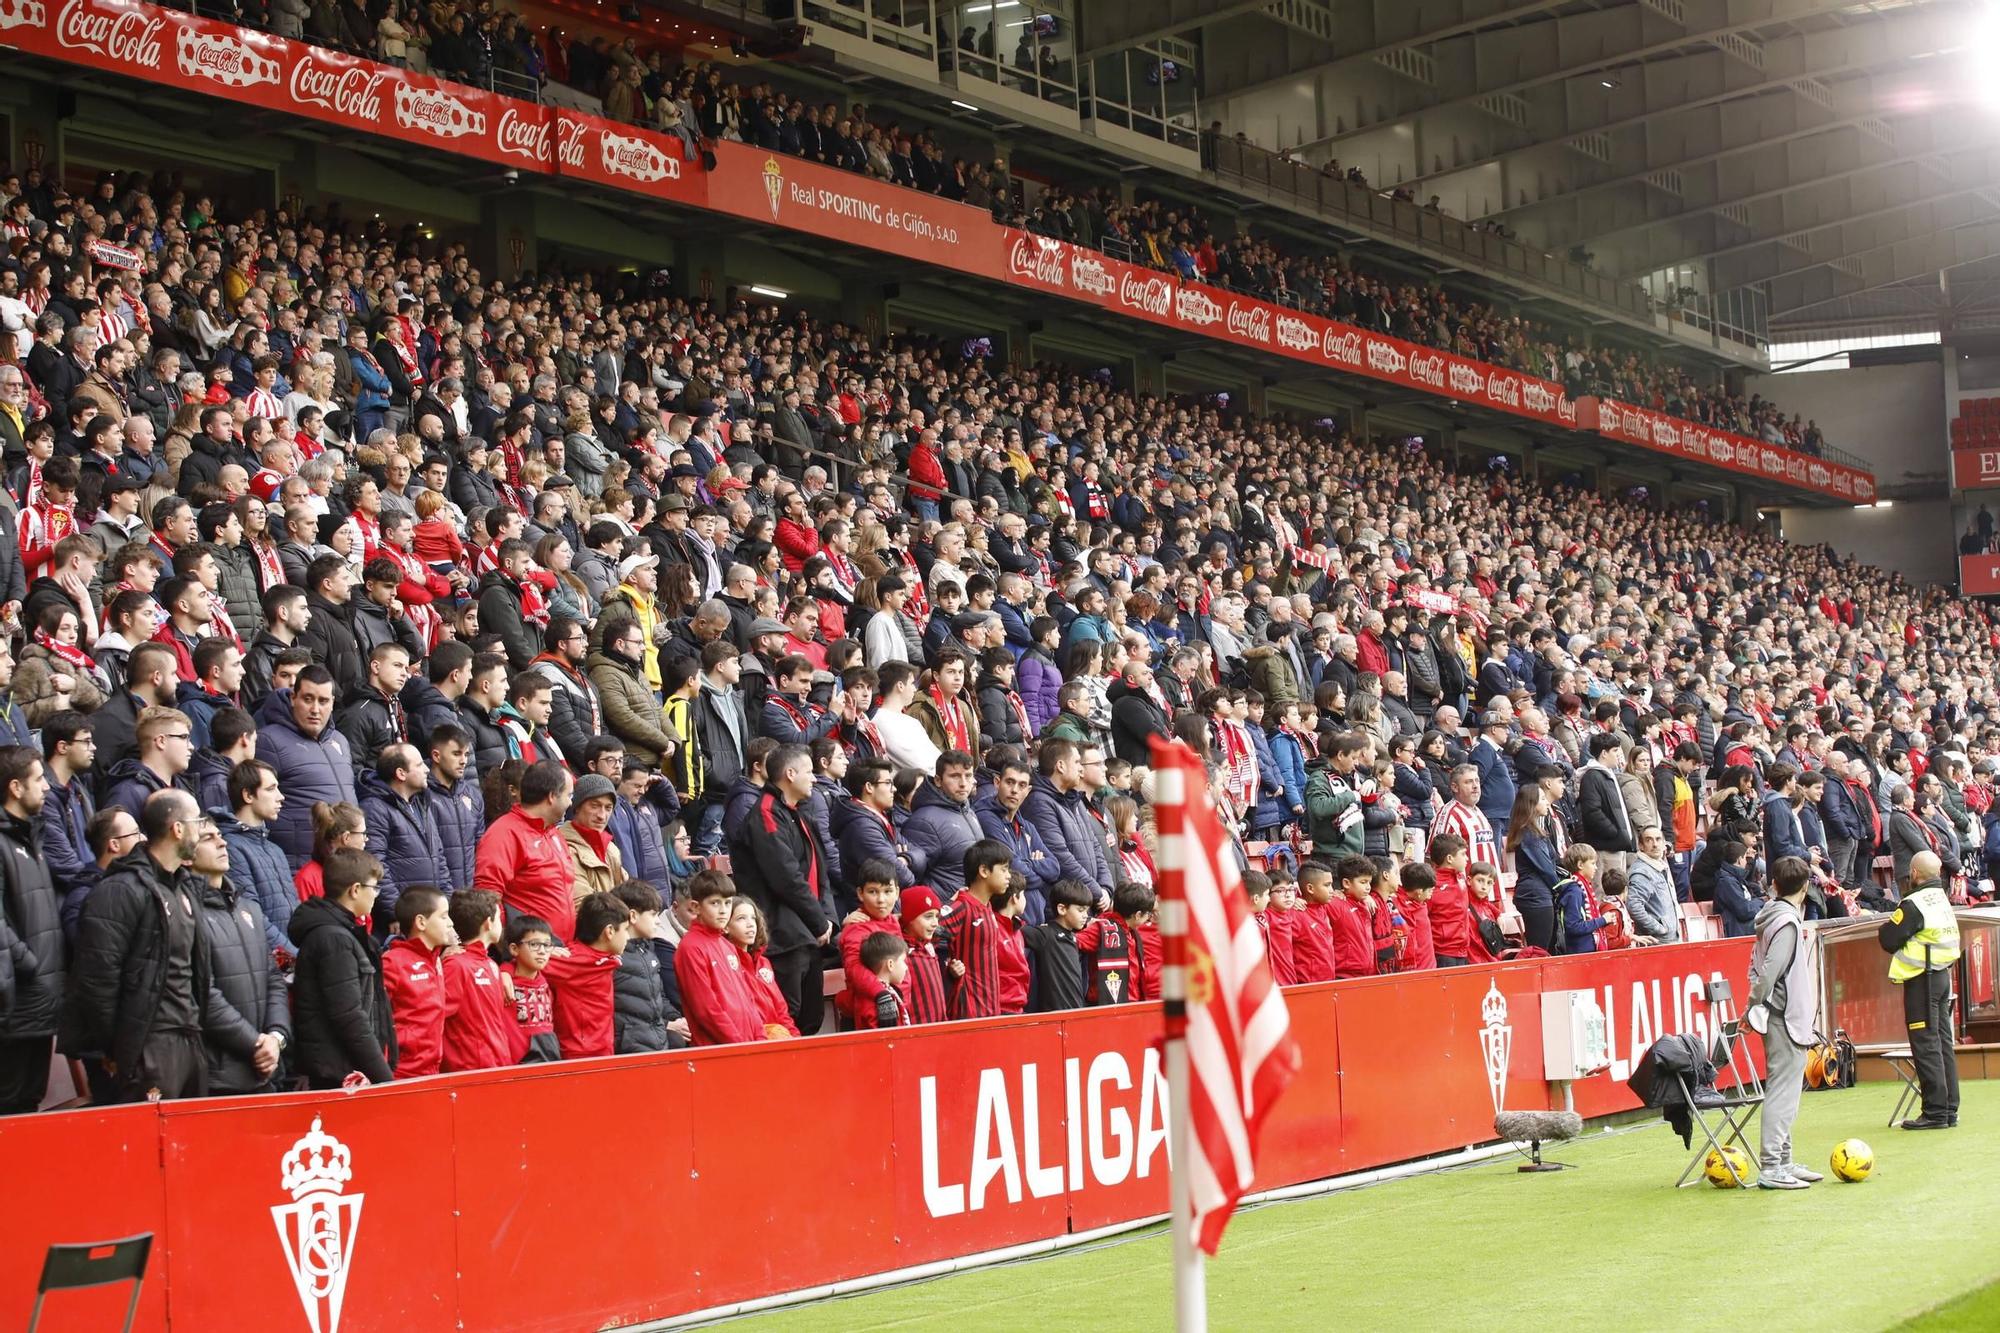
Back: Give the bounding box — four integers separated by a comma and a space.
2, 939, 1751, 1331
1577, 396, 1873, 504
1963, 555, 2000, 597
1952, 447, 2000, 492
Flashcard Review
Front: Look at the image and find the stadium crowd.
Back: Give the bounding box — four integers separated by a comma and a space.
0, 162, 1976, 1111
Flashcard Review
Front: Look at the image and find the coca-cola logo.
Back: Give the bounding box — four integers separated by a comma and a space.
1486, 373, 1521, 408
393, 83, 486, 140
1853, 476, 1875, 501
1557, 396, 1576, 426
1322, 329, 1363, 366
1710, 437, 1736, 465
1225, 301, 1270, 344
56, 0, 163, 68
0, 0, 46, 32
601, 130, 675, 183
496, 106, 549, 163
289, 54, 385, 121
1007, 236, 1066, 289
1275, 314, 1317, 352
1760, 447, 1784, 475
1069, 254, 1114, 297
1786, 456, 1809, 483
1118, 272, 1171, 317
1447, 362, 1483, 397
1365, 339, 1407, 376
1408, 350, 1447, 390
1173, 287, 1222, 326
1683, 429, 1711, 461
1808, 463, 1832, 487
176, 28, 277, 88
1833, 472, 1854, 495
556, 116, 587, 170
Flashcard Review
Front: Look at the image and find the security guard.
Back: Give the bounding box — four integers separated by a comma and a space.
1878, 850, 1960, 1129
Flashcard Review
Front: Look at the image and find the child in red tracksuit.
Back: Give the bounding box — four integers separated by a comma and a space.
900, 886, 951, 1024
1367, 865, 1398, 975
1291, 864, 1337, 983
995, 875, 1030, 1015
1393, 863, 1438, 972
442, 890, 514, 1072
1246, 871, 1279, 976
837, 865, 905, 1029
1265, 874, 1299, 985
381, 887, 456, 1079
673, 870, 768, 1045
730, 898, 801, 1037
853, 931, 912, 1029
503, 914, 561, 1062
1424, 834, 1475, 966
1073, 881, 1156, 1005
544, 891, 631, 1059
1328, 855, 1378, 979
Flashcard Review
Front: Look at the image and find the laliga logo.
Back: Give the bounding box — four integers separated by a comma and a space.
1321, 328, 1363, 366
0, 0, 46, 32
1173, 287, 1222, 326
394, 84, 485, 140
1007, 236, 1067, 288
1479, 982, 1512, 1114
1070, 253, 1115, 297
1118, 272, 1172, 317
289, 56, 386, 121
1447, 361, 1483, 397
761, 156, 784, 219
272, 1117, 363, 1333
56, 0, 163, 67
1365, 339, 1406, 376
495, 107, 549, 163
1226, 301, 1271, 344
1274, 313, 1316, 352
600, 130, 677, 182
176, 28, 278, 89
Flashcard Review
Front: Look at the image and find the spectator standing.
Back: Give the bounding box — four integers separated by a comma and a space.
287, 847, 395, 1088
359, 743, 451, 927
0, 744, 62, 1112
254, 666, 357, 869
728, 741, 834, 1035
474, 759, 579, 942
381, 886, 455, 1079
441, 890, 514, 1073
218, 759, 296, 961
190, 812, 288, 1094
38, 711, 98, 929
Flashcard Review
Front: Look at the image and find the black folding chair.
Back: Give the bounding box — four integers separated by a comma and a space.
1674, 983, 1766, 1189
28, 1234, 152, 1333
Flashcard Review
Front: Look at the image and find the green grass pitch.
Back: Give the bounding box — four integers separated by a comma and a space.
733, 1081, 2000, 1331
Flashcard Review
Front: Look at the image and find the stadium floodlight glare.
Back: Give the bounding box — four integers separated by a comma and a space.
749, 285, 789, 299
964, 0, 1021, 10
952, 100, 980, 111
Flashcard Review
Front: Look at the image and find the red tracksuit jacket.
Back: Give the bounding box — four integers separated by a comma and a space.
1262, 907, 1298, 985
996, 914, 1029, 1015
382, 936, 447, 1078
1291, 902, 1336, 983
743, 947, 800, 1036
1427, 865, 1473, 959
1368, 891, 1397, 973
838, 916, 901, 1025
441, 940, 514, 1072
1392, 890, 1436, 971
1328, 895, 1376, 978
853, 973, 912, 1028
544, 939, 622, 1059
473, 807, 579, 945
673, 921, 766, 1045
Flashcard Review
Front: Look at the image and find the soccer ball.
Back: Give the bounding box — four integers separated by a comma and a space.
1704, 1146, 1754, 1188
1830, 1139, 1874, 1182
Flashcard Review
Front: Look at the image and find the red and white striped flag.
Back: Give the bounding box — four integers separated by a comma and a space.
1151, 737, 1302, 1257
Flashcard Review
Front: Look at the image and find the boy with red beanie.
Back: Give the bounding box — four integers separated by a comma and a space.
837, 859, 906, 1030
543, 890, 630, 1059
900, 884, 951, 1024
441, 889, 514, 1072
382, 886, 456, 1078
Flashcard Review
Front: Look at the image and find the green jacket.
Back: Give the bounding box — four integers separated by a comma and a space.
1304, 766, 1363, 859
1040, 711, 1094, 747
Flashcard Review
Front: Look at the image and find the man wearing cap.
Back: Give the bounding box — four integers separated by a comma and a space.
1468, 710, 1518, 831
601, 551, 664, 693
741, 616, 792, 734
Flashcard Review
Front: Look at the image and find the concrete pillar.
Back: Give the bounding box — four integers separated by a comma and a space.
481, 191, 540, 284
1521, 441, 1538, 483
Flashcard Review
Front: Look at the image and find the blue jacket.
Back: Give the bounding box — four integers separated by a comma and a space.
1511, 830, 1561, 906
995, 599, 1034, 657
101, 757, 192, 823
427, 771, 483, 891
1714, 861, 1760, 937
350, 346, 392, 413
803, 775, 845, 892
40, 769, 96, 939
830, 795, 915, 897
1798, 804, 1827, 860
1021, 772, 1114, 897
1554, 875, 1607, 954
975, 790, 1060, 903
1469, 735, 1517, 829
1818, 778, 1867, 842
1249, 725, 1289, 831
1268, 730, 1310, 825
189, 748, 234, 817
254, 690, 358, 869
609, 793, 670, 890
176, 680, 236, 750
1018, 649, 1063, 734
903, 781, 985, 898
218, 812, 298, 958
721, 776, 763, 838
357, 768, 452, 920
1761, 790, 1807, 864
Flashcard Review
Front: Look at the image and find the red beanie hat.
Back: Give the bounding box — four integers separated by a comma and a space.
899, 885, 942, 931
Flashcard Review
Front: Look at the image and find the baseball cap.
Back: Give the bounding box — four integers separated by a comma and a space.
617, 552, 658, 579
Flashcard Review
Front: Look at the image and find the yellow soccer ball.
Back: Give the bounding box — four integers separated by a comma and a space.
1830, 1139, 1874, 1182
1704, 1146, 1754, 1188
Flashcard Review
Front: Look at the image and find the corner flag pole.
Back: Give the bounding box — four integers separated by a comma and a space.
1155, 762, 1206, 1333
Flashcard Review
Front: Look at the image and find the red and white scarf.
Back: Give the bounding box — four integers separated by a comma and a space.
34, 626, 96, 673
927, 683, 971, 753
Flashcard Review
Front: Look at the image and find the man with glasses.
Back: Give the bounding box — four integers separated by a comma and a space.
68, 788, 225, 1102
529, 617, 603, 773
103, 706, 195, 822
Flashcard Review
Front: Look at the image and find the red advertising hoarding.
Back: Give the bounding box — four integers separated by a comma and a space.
1962, 554, 2000, 596
1953, 447, 2000, 491
2, 940, 1752, 1331
1576, 397, 1876, 503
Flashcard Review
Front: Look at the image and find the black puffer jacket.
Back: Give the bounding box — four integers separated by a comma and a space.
0, 812, 63, 1038
288, 894, 396, 1085
357, 769, 452, 923
298, 592, 363, 700
614, 936, 684, 1053
196, 874, 289, 1093
62, 847, 215, 1074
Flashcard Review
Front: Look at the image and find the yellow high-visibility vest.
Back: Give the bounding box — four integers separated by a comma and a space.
1887, 885, 1961, 983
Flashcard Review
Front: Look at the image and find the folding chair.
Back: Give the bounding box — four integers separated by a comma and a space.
1880, 1047, 1922, 1128
1674, 983, 1765, 1188
28, 1234, 152, 1333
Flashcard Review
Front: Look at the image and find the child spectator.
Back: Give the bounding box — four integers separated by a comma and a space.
1291, 861, 1337, 983
544, 890, 630, 1059
503, 914, 561, 1063
673, 868, 766, 1045
612, 880, 688, 1052
728, 897, 800, 1038
853, 931, 911, 1029
1023, 877, 1090, 1012
1713, 839, 1760, 938
1467, 862, 1503, 963
1424, 833, 1474, 967
1554, 843, 1609, 955
288, 849, 395, 1088
1265, 870, 1300, 985
1244, 868, 1277, 970
940, 839, 1012, 1018
1394, 863, 1437, 971
1328, 854, 1378, 978
1367, 861, 1398, 974
995, 871, 1030, 1015
381, 885, 455, 1079
1074, 880, 1157, 1004
1599, 867, 1636, 950
441, 889, 513, 1072
900, 885, 952, 1023
837, 859, 904, 1030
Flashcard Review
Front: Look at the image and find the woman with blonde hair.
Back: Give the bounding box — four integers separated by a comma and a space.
294, 801, 368, 904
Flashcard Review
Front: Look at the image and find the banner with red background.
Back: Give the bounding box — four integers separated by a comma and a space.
1953, 447, 2000, 492
1962, 554, 2000, 596
3, 940, 1751, 1331
0, 1, 1870, 503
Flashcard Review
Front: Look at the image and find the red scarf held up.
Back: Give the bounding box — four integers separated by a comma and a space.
34, 626, 95, 673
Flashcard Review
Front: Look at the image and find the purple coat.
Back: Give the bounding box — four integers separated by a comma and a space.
1019, 647, 1063, 734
